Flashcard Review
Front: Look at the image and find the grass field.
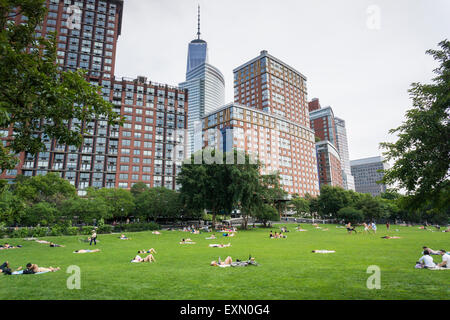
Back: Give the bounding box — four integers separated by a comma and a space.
0, 223, 448, 300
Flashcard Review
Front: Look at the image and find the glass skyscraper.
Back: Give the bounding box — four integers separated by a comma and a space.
335, 117, 355, 191
179, 6, 225, 156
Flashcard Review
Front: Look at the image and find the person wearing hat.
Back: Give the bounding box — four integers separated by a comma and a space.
90, 229, 97, 246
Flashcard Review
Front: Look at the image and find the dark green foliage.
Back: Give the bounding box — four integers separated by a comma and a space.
337, 207, 364, 224
0, 0, 122, 172
380, 40, 450, 214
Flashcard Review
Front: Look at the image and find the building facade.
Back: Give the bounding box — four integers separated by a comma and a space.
231, 51, 319, 195
233, 50, 310, 128
350, 156, 389, 196
309, 104, 338, 147
202, 103, 320, 196
179, 63, 225, 156
315, 140, 343, 188
1, 0, 189, 193
334, 117, 355, 191
179, 7, 224, 156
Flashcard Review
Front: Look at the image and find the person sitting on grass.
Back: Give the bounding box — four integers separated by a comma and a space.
269, 231, 273, 238
24, 263, 60, 274
436, 249, 450, 269
206, 234, 216, 240
363, 222, 369, 233
131, 254, 156, 263
49, 242, 65, 247
422, 246, 440, 255
346, 222, 357, 234
371, 222, 377, 233
119, 234, 130, 240
138, 248, 157, 254
210, 256, 233, 267
418, 251, 436, 269
73, 249, 101, 253
312, 250, 335, 253
381, 236, 401, 239
180, 238, 196, 244
209, 243, 231, 248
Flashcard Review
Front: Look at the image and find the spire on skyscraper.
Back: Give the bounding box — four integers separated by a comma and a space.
197, 5, 201, 40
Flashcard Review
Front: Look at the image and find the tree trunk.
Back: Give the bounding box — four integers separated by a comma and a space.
212, 212, 216, 230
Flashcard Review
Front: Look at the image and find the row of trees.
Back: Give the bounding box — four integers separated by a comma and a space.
290, 185, 448, 225
0, 173, 186, 226
0, 170, 447, 228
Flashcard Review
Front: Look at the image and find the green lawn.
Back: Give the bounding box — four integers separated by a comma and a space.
0, 224, 448, 300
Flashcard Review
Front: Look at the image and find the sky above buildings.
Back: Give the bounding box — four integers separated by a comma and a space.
115, 0, 450, 162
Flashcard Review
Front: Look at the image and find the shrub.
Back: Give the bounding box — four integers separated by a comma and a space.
10, 228, 30, 239
118, 222, 160, 232
32, 227, 48, 238
65, 227, 79, 236
81, 226, 94, 235
97, 224, 112, 234
50, 226, 63, 236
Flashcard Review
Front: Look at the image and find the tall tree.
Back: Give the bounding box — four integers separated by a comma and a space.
0, 0, 121, 172
380, 40, 450, 211
177, 149, 238, 229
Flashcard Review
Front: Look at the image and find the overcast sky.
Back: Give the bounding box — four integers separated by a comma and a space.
115, 0, 450, 161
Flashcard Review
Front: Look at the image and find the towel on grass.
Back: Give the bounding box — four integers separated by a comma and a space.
11, 270, 51, 275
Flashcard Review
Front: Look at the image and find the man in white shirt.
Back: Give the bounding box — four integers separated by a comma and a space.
436, 249, 449, 268
418, 251, 436, 269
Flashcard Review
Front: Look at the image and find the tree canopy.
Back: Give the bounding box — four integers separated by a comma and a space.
380, 39, 450, 212
0, 0, 122, 172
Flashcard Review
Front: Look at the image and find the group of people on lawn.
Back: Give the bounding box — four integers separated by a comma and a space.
417, 247, 449, 269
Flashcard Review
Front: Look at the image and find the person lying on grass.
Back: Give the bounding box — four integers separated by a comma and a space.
35, 240, 51, 244
131, 254, 156, 263
312, 250, 335, 253
210, 256, 233, 266
119, 234, 130, 240
24, 263, 60, 274
222, 232, 235, 237
0, 243, 22, 249
209, 243, 231, 248
206, 234, 216, 240
422, 246, 440, 255
0, 261, 22, 275
49, 242, 65, 247
180, 238, 196, 244
73, 249, 101, 253
152, 231, 161, 235
138, 248, 157, 254
381, 236, 401, 239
